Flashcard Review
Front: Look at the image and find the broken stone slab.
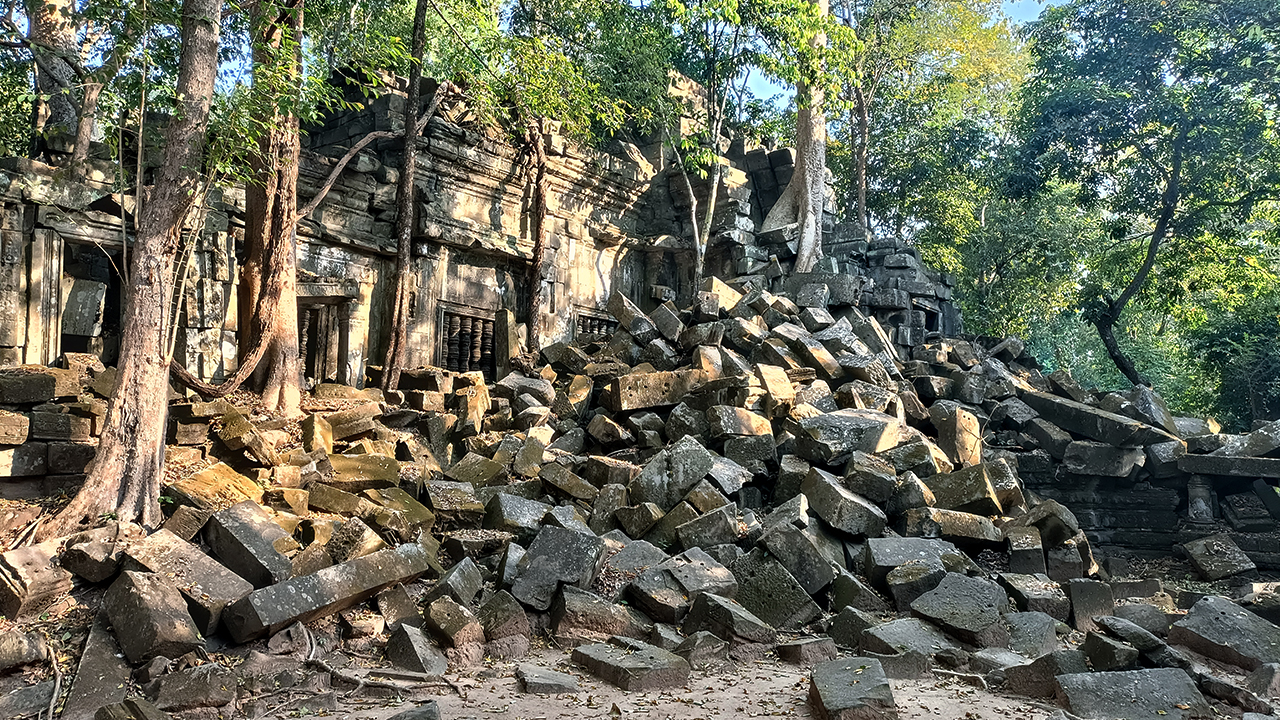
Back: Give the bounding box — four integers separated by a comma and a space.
605, 370, 705, 412
886, 559, 946, 610
93, 698, 169, 720
794, 409, 903, 464
832, 569, 890, 613
860, 618, 964, 658
729, 547, 822, 630
484, 493, 552, 544
540, 462, 599, 502
628, 547, 738, 623
1067, 579, 1115, 633
675, 630, 731, 669
223, 542, 433, 643
61, 613, 129, 720
929, 402, 983, 468
998, 573, 1070, 622
517, 664, 579, 694
1181, 454, 1280, 478
571, 637, 691, 691
1007, 611, 1059, 659
551, 585, 650, 646
676, 503, 739, 549
327, 453, 400, 492
204, 500, 296, 589
1183, 533, 1257, 581
910, 573, 1009, 647
0, 681, 56, 719
217, 410, 279, 466
104, 571, 203, 664
424, 596, 485, 647
151, 664, 235, 712
901, 507, 1002, 545
0, 411, 29, 444
1168, 595, 1280, 671
801, 468, 887, 538
364, 487, 437, 537
681, 592, 777, 646
0, 629, 46, 675
387, 623, 449, 675
1005, 499, 1079, 547
1054, 669, 1211, 720
326, 517, 389, 564
1082, 630, 1139, 671
165, 461, 263, 510
424, 557, 484, 608
0, 539, 74, 620
1021, 390, 1174, 447
827, 606, 879, 648
778, 637, 838, 665
808, 657, 897, 720
1005, 526, 1046, 575
863, 537, 962, 588
922, 464, 1002, 516
1064, 441, 1146, 477
123, 528, 254, 635
511, 526, 606, 611
1003, 650, 1088, 698
761, 522, 838, 594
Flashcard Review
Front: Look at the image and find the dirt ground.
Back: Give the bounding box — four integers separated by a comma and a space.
322, 647, 1057, 720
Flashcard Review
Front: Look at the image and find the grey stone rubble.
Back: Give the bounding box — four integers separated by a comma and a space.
0, 251, 1277, 717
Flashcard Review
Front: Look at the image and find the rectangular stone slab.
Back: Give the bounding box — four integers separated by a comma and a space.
123, 529, 254, 635
1021, 390, 1173, 447
605, 370, 705, 412
61, 613, 130, 720
223, 542, 433, 643
1054, 668, 1210, 720
1179, 455, 1280, 479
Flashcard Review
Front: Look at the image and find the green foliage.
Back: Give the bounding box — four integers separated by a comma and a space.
0, 57, 31, 157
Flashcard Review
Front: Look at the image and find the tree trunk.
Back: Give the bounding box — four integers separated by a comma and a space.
524, 123, 550, 352
238, 0, 304, 417
381, 0, 430, 393
25, 0, 78, 145
853, 87, 870, 238
1093, 316, 1147, 387
44, 0, 222, 538
1088, 130, 1184, 388
763, 0, 828, 274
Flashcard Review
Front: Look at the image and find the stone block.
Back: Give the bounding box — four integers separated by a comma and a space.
122, 529, 254, 635
778, 636, 838, 665
104, 571, 202, 664
517, 664, 579, 694
386, 624, 448, 675
922, 464, 1002, 516
910, 573, 1009, 647
628, 547, 737, 623
204, 500, 296, 588
1183, 534, 1256, 581
729, 547, 822, 630
61, 613, 129, 720
1064, 441, 1146, 477
860, 618, 963, 658
511, 526, 606, 611
1081, 631, 1139, 671
1006, 611, 1058, 658
606, 370, 705, 412
808, 658, 897, 720
682, 592, 777, 646
1067, 579, 1114, 633
222, 543, 434, 642
1054, 669, 1210, 720
1168, 595, 1280, 670
998, 573, 1070, 621
1004, 649, 1088, 698
800, 468, 887, 538
571, 637, 690, 691
424, 596, 485, 647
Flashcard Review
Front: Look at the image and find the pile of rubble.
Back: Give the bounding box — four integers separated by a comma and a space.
1, 275, 1280, 719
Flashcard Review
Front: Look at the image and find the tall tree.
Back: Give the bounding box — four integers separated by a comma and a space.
381, 0, 429, 392
1016, 0, 1280, 385
763, 0, 829, 273
45, 0, 223, 536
